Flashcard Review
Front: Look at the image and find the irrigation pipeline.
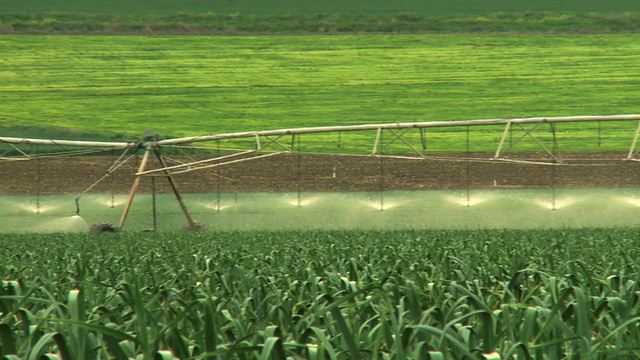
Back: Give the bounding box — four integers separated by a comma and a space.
152, 114, 640, 146
0, 136, 139, 161
4, 114, 640, 232
4, 114, 640, 164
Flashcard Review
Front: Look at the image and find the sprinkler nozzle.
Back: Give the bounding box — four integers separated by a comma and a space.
75, 198, 81, 216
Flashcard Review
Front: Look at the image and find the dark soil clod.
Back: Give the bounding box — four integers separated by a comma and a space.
89, 223, 119, 233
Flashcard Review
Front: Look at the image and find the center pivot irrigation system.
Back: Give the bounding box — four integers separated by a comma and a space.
3, 114, 640, 231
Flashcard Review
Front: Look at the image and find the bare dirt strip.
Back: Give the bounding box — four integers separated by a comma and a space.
2, 152, 639, 197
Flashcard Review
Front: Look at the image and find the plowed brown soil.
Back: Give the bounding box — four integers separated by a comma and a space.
2, 152, 639, 196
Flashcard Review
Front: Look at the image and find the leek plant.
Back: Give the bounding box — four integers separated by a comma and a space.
1, 229, 640, 358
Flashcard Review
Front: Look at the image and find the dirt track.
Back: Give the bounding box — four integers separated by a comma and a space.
2, 152, 639, 197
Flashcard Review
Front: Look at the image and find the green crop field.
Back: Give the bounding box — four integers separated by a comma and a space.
2, 34, 639, 153
2, 228, 640, 358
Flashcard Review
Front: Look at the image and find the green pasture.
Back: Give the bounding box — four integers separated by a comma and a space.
3, 0, 640, 17
2, 188, 640, 232
1, 34, 640, 153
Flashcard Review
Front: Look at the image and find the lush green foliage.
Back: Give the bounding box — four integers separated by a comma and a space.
1, 228, 640, 358
2, 0, 640, 34
3, 0, 640, 17
2, 35, 639, 153
2, 12, 640, 34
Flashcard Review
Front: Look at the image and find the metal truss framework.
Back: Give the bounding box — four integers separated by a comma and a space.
3, 114, 640, 230
151, 114, 640, 161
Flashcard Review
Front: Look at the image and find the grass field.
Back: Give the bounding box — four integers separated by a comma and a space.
2, 34, 640, 152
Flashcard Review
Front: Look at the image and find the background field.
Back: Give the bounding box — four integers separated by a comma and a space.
3, 0, 640, 16
2, 0, 640, 34
2, 34, 639, 151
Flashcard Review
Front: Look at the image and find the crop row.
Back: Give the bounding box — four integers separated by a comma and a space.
1, 228, 640, 358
